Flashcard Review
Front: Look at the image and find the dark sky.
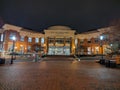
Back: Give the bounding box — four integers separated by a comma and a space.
0, 0, 120, 33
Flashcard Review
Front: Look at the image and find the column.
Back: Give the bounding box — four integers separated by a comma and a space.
78, 38, 80, 55
44, 37, 47, 54
70, 37, 75, 55
64, 37, 66, 46
47, 37, 49, 53
70, 37, 72, 54
53, 37, 56, 46
99, 46, 103, 55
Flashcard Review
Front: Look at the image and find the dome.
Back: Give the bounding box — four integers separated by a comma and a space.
47, 25, 71, 30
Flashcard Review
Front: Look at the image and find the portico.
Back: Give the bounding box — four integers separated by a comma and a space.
44, 26, 76, 55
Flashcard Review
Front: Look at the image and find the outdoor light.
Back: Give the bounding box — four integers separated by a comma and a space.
100, 35, 104, 40
20, 45, 23, 47
10, 36, 16, 64
73, 46, 75, 49
43, 44, 46, 47
110, 44, 113, 46
99, 35, 104, 64
12, 36, 16, 41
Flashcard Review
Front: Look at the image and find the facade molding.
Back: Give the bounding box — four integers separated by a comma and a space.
0, 24, 119, 56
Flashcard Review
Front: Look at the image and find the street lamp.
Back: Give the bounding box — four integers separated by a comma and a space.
35, 46, 39, 62
100, 35, 104, 64
10, 36, 16, 64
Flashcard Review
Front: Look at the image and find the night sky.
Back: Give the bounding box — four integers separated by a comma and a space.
0, 0, 120, 33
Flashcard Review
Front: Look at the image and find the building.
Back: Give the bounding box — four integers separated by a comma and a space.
0, 24, 118, 56
0, 24, 44, 57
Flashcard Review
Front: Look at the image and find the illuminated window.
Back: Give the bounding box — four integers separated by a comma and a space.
75, 39, 78, 45
87, 47, 91, 54
95, 47, 99, 54
20, 36, 24, 41
27, 46, 31, 52
0, 44, 2, 51
9, 32, 16, 40
35, 38, 39, 43
0, 34, 3, 41
41, 38, 44, 44
28, 37, 32, 42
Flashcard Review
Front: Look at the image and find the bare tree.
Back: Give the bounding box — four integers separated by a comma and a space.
105, 21, 120, 54
0, 17, 4, 28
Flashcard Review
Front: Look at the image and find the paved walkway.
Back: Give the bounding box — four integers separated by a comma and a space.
0, 56, 120, 90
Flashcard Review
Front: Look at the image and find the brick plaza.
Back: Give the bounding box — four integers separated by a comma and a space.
0, 56, 120, 90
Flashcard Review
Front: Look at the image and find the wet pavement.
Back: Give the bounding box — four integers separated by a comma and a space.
0, 56, 120, 90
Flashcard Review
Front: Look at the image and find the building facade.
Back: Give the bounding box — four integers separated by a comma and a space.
0, 24, 116, 56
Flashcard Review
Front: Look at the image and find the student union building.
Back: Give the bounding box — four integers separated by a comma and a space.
0, 24, 113, 56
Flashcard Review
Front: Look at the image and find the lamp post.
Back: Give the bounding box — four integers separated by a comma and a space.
100, 35, 104, 64
11, 36, 16, 64
35, 46, 39, 62
100, 35, 104, 58
110, 44, 113, 54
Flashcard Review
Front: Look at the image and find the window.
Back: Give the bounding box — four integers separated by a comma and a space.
88, 41, 91, 43
95, 38, 99, 43
95, 47, 99, 54
80, 39, 84, 44
41, 37, 44, 44
49, 38, 54, 44
104, 34, 109, 41
27, 46, 31, 52
66, 38, 70, 44
20, 36, 24, 41
28, 37, 32, 42
9, 32, 16, 40
87, 47, 91, 55
0, 34, 3, 41
35, 38, 39, 43
75, 39, 78, 46
0, 44, 2, 51
55, 38, 63, 44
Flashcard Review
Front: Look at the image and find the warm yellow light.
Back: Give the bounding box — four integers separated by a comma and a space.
20, 45, 23, 47
73, 46, 75, 49
43, 44, 46, 47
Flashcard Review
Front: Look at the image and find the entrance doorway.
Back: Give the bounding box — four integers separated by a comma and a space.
48, 46, 70, 55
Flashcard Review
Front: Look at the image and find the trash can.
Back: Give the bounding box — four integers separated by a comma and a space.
0, 58, 5, 64
105, 60, 110, 67
109, 60, 116, 68
100, 59, 105, 64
